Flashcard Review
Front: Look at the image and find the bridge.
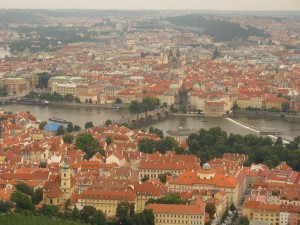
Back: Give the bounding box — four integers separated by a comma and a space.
110, 108, 170, 127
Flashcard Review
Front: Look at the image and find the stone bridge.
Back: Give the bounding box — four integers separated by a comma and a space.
112, 108, 170, 127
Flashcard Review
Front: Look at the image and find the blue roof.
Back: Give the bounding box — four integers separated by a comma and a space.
44, 123, 67, 132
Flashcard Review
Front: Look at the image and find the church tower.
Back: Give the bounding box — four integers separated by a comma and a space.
60, 154, 71, 200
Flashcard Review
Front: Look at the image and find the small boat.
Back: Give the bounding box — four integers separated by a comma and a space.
49, 117, 70, 123
202, 120, 208, 122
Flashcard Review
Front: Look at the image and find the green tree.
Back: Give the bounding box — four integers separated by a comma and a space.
146, 193, 187, 205
132, 209, 155, 225
10, 190, 34, 211
80, 205, 97, 223
63, 133, 74, 144
0, 86, 8, 97
205, 202, 216, 219
85, 121, 94, 129
75, 133, 101, 159
75, 97, 81, 103
89, 98, 93, 103
37, 72, 52, 88
56, 125, 65, 136
91, 210, 107, 225
116, 98, 122, 104
39, 121, 47, 130
64, 94, 74, 102
67, 122, 74, 133
229, 203, 236, 212
0, 200, 13, 213
74, 125, 81, 132
39, 204, 59, 217
141, 175, 149, 182
32, 188, 43, 205
105, 136, 113, 146
105, 119, 113, 127
281, 102, 290, 112
116, 201, 135, 225
138, 139, 156, 154
15, 182, 34, 197
158, 172, 172, 183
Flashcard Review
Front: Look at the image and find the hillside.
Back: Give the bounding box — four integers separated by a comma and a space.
167, 15, 269, 42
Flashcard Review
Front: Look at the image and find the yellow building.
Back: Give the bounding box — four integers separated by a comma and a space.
51, 83, 77, 96
236, 97, 251, 109
4, 77, 30, 95
77, 190, 135, 217
265, 98, 288, 111
204, 101, 225, 117
146, 198, 206, 225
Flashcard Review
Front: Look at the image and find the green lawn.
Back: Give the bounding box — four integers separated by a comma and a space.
0, 213, 88, 225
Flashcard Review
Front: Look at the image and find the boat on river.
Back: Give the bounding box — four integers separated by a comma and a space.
17, 98, 49, 106
48, 117, 70, 123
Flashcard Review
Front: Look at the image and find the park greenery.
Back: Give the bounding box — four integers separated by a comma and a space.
138, 136, 184, 155
146, 193, 187, 205
0, 86, 8, 97
24, 91, 81, 103
167, 15, 268, 42
186, 127, 300, 170
75, 133, 104, 159
205, 202, 216, 219
129, 96, 160, 114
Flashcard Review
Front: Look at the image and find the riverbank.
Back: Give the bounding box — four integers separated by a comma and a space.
48, 101, 129, 109
233, 110, 300, 122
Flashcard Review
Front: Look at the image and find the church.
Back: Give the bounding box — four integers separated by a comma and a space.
43, 155, 77, 206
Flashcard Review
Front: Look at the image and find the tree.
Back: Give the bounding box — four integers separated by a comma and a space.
138, 139, 156, 154
63, 133, 74, 144
56, 125, 65, 136
67, 122, 74, 132
64, 94, 74, 102
105, 136, 113, 146
158, 172, 172, 183
105, 119, 113, 127
132, 209, 155, 225
141, 175, 149, 182
229, 203, 236, 212
0, 200, 13, 213
15, 182, 34, 197
89, 98, 93, 103
37, 72, 52, 88
75, 133, 101, 159
0, 86, 8, 97
85, 121, 94, 129
116, 98, 122, 104
206, 205, 217, 222
75, 97, 81, 103
39, 204, 59, 217
90, 210, 107, 225
74, 125, 81, 132
80, 205, 97, 223
282, 102, 290, 112
10, 190, 34, 211
32, 188, 43, 205
146, 193, 187, 205
116, 201, 135, 225
39, 121, 47, 130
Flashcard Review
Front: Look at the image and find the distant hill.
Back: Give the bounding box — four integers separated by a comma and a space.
167, 15, 269, 42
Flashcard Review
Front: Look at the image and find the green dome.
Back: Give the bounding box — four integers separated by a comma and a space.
61, 154, 69, 170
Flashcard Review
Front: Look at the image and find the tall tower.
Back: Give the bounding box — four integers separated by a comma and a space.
60, 154, 71, 200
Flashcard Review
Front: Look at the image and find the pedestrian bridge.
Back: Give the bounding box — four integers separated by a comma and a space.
112, 108, 170, 127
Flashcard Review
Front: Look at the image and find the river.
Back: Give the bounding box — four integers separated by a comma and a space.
1, 104, 300, 141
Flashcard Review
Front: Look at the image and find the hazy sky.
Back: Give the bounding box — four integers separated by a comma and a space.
1, 0, 300, 11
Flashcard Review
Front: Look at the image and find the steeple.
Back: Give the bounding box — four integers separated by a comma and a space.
61, 154, 69, 170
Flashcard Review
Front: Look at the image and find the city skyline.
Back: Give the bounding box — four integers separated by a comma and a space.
1, 0, 300, 11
